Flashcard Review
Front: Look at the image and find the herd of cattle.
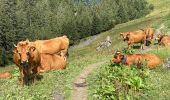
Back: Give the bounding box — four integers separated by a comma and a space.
0, 27, 170, 86
112, 27, 170, 69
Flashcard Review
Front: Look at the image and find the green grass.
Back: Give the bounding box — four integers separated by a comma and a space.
0, 51, 110, 99
1, 0, 170, 99
87, 0, 170, 100
140, 47, 170, 100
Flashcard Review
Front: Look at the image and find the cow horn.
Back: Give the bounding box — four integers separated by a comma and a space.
114, 49, 119, 54
26, 39, 29, 42
13, 43, 17, 47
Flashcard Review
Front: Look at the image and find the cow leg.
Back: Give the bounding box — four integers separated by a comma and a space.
141, 41, 146, 50
142, 37, 147, 49
32, 67, 38, 83
22, 70, 29, 86
60, 49, 68, 60
141, 44, 143, 49
24, 74, 29, 86
127, 41, 132, 49
18, 67, 22, 83
19, 69, 25, 86
20, 70, 28, 86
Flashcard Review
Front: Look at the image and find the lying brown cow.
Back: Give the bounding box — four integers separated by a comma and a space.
112, 51, 162, 69
14, 40, 40, 86
0, 72, 11, 79
38, 54, 66, 73
120, 30, 146, 49
155, 33, 170, 46
31, 35, 69, 59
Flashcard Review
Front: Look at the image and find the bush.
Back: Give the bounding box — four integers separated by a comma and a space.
0, 48, 8, 66
88, 63, 149, 100
122, 48, 136, 54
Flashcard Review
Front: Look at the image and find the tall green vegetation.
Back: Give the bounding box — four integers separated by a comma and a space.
0, 0, 152, 66
88, 63, 150, 100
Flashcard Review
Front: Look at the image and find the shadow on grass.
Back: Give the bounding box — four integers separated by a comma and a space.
36, 74, 43, 81
132, 45, 141, 49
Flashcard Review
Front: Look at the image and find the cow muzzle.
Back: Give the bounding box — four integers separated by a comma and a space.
123, 38, 127, 41
21, 60, 29, 68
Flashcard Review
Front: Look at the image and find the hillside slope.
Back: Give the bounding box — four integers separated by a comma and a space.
87, 0, 170, 99
0, 0, 170, 100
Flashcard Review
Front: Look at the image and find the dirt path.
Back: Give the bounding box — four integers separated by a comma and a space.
72, 61, 106, 100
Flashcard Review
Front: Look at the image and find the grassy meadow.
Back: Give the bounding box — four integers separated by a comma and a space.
0, 0, 170, 100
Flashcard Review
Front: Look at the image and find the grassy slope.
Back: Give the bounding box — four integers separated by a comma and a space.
0, 0, 170, 100
140, 47, 170, 100
87, 0, 170, 99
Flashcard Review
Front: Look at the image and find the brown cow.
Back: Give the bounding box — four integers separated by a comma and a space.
143, 27, 154, 40
13, 47, 21, 67
155, 33, 170, 46
112, 51, 162, 69
15, 40, 40, 86
31, 35, 69, 59
121, 30, 146, 49
142, 27, 154, 46
38, 54, 66, 73
13, 47, 22, 82
0, 72, 11, 79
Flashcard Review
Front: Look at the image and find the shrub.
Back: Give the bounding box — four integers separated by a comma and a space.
122, 48, 136, 54
89, 63, 149, 100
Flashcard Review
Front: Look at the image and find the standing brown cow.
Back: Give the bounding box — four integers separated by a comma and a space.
142, 27, 154, 46
121, 30, 146, 49
32, 35, 69, 60
144, 27, 154, 40
14, 40, 40, 86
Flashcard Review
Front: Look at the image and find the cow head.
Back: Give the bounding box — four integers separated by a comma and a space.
15, 40, 35, 69
12, 47, 21, 66
112, 50, 124, 64
120, 32, 129, 41
155, 33, 161, 42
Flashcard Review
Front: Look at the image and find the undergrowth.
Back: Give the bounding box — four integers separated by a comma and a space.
88, 62, 150, 100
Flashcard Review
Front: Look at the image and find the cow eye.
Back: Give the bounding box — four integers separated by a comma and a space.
18, 52, 21, 56
26, 52, 30, 55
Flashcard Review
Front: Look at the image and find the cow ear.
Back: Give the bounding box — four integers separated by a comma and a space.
140, 28, 145, 31
29, 46, 36, 52
13, 48, 18, 53
126, 33, 130, 36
